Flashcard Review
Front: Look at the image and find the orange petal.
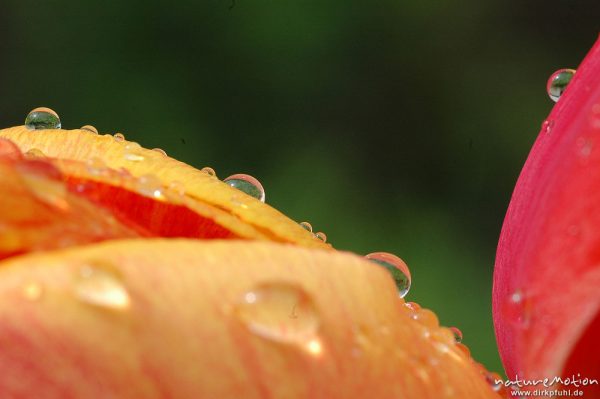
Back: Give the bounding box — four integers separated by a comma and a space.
0, 240, 500, 398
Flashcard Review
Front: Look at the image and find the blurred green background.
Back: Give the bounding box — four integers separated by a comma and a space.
1, 0, 599, 374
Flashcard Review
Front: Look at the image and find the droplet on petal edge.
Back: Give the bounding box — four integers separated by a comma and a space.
24, 148, 46, 158
24, 107, 61, 130
547, 68, 576, 102
449, 326, 463, 343
299, 222, 313, 232
152, 148, 167, 156
81, 125, 99, 134
224, 173, 266, 202
123, 142, 145, 162
74, 261, 130, 310
411, 309, 439, 329
541, 119, 554, 134
201, 167, 216, 177
235, 282, 320, 354
315, 232, 327, 242
365, 252, 411, 298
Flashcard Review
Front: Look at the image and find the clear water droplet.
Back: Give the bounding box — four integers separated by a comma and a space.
22, 282, 43, 301
25, 107, 61, 130
547, 68, 576, 102
449, 326, 463, 343
201, 167, 217, 177
81, 125, 98, 134
541, 119, 554, 134
411, 309, 439, 329
137, 174, 165, 200
152, 148, 167, 156
365, 252, 411, 298
236, 282, 320, 349
315, 232, 327, 242
123, 142, 145, 162
113, 133, 125, 142
299, 222, 313, 232
24, 148, 46, 158
503, 289, 531, 329
74, 261, 130, 310
224, 174, 265, 202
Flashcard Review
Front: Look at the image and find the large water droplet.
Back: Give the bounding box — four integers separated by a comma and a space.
224, 174, 265, 202
81, 125, 98, 134
547, 69, 576, 102
365, 252, 411, 298
236, 283, 320, 349
74, 261, 130, 310
25, 107, 61, 130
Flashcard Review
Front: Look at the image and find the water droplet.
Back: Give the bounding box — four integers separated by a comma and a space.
0, 138, 23, 160
123, 142, 145, 162
541, 119, 554, 134
485, 372, 503, 392
315, 232, 327, 242
22, 282, 43, 301
81, 125, 98, 134
224, 174, 265, 202
152, 148, 167, 156
503, 289, 531, 329
74, 261, 130, 310
25, 107, 61, 130
24, 148, 45, 158
299, 221, 313, 232
201, 167, 217, 177
449, 326, 463, 343
365, 252, 411, 298
431, 327, 456, 346
411, 309, 439, 329
236, 282, 319, 349
113, 133, 125, 142
404, 301, 421, 311
86, 157, 107, 176
137, 174, 165, 200
547, 68, 576, 102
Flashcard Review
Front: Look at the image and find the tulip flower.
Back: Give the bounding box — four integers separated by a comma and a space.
1, 36, 599, 399
494, 36, 600, 397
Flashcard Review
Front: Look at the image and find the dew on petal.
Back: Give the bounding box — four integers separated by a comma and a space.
547, 68, 576, 102
137, 174, 165, 200
541, 119, 554, 135
74, 261, 130, 310
431, 327, 456, 346
201, 167, 217, 177
404, 301, 421, 311
299, 221, 313, 232
113, 133, 125, 142
236, 282, 319, 349
81, 125, 99, 134
224, 173, 265, 202
315, 232, 327, 242
24, 148, 46, 158
25, 107, 61, 130
152, 148, 167, 156
123, 142, 145, 162
411, 309, 439, 329
449, 326, 463, 343
365, 252, 411, 298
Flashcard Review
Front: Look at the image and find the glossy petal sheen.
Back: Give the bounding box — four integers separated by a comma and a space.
0, 240, 500, 399
494, 35, 600, 394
